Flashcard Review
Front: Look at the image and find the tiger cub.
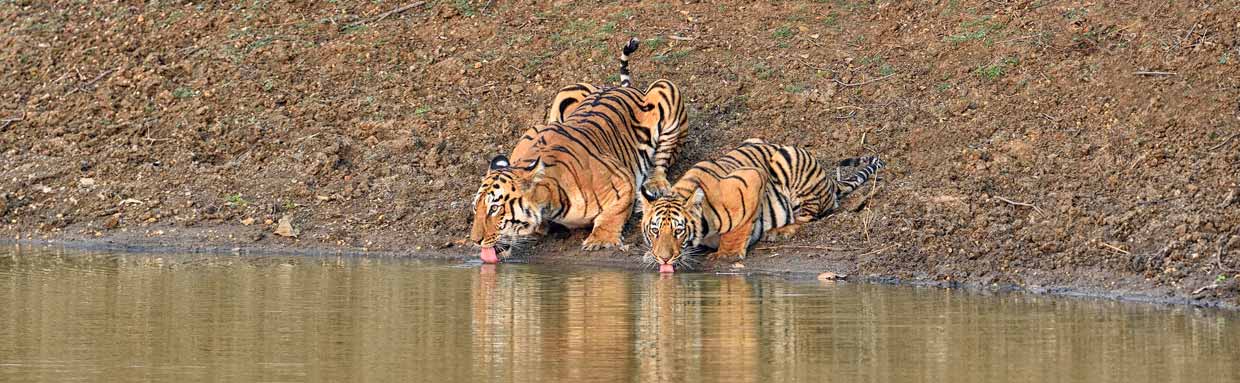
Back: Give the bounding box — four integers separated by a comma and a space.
638, 139, 885, 272
468, 37, 688, 263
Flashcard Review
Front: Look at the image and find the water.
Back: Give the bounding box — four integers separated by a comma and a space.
0, 246, 1237, 383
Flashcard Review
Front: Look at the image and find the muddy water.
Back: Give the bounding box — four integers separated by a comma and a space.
0, 247, 1236, 383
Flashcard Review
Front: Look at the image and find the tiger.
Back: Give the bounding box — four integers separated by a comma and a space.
638, 139, 886, 272
468, 37, 688, 263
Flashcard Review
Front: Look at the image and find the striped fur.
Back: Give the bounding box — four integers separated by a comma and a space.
638, 139, 885, 269
469, 37, 688, 257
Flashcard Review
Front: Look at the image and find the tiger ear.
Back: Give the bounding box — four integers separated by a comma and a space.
525, 158, 545, 181
519, 158, 546, 192
489, 155, 510, 170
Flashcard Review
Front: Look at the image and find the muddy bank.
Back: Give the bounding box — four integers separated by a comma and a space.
1, 1, 1238, 307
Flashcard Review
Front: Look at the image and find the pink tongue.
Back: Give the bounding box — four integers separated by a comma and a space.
480, 247, 500, 264
659, 264, 675, 273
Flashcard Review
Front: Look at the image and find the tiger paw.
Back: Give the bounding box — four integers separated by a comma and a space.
581, 236, 627, 251
642, 171, 672, 194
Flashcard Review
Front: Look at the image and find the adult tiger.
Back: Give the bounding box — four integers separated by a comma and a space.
469, 37, 688, 263
638, 139, 885, 272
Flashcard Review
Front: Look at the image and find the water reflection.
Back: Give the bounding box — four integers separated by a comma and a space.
0, 245, 1237, 383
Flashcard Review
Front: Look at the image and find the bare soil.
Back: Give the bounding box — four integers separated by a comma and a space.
2, 1, 1238, 307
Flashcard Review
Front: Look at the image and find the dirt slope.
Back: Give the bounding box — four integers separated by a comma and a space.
1, 1, 1238, 305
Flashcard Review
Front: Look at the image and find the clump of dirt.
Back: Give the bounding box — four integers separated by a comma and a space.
1, 1, 1237, 306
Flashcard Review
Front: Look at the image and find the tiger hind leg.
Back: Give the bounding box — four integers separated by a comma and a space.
546, 83, 598, 124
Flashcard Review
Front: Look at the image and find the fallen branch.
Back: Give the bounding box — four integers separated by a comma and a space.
994, 195, 1045, 215
1100, 242, 1130, 255
834, 73, 897, 88
668, 35, 694, 41
343, 1, 425, 31
1134, 71, 1177, 76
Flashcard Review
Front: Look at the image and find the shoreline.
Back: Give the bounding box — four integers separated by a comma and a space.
7, 232, 1235, 312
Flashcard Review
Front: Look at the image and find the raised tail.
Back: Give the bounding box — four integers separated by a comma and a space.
619, 37, 639, 87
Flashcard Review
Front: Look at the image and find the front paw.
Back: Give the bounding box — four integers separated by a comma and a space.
582, 236, 627, 251
642, 172, 672, 194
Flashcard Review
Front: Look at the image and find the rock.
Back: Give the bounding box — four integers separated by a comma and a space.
817, 271, 847, 280
103, 214, 120, 229
274, 215, 298, 237
79, 178, 96, 188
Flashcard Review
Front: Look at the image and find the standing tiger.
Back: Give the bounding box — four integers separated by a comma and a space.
639, 139, 886, 272
469, 37, 688, 263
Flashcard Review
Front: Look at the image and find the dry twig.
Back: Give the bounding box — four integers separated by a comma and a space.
755, 244, 861, 252
1209, 132, 1238, 151
861, 208, 874, 242
1134, 71, 1177, 76
1100, 242, 1130, 255
1, 113, 24, 129
994, 195, 1044, 215
1180, 23, 1198, 49
66, 69, 114, 95
343, 1, 425, 31
668, 35, 694, 41
834, 73, 897, 87
1217, 226, 1239, 273
854, 244, 896, 258
998, 34, 1042, 44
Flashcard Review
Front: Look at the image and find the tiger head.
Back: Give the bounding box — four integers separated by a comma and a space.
638, 185, 706, 270
469, 155, 551, 257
